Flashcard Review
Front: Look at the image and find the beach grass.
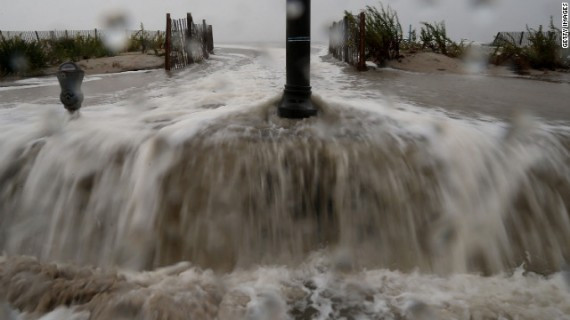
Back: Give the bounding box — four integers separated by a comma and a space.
0, 36, 47, 75
491, 18, 566, 71
349, 4, 403, 65
1, 25, 165, 76
127, 24, 165, 56
343, 3, 470, 65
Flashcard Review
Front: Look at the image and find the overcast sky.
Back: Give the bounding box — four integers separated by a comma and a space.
0, 0, 564, 43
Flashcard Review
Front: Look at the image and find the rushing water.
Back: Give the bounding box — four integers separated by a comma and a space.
1, 44, 570, 319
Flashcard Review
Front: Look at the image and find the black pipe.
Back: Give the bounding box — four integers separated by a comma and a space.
278, 0, 317, 119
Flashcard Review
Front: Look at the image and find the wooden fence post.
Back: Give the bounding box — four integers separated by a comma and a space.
94, 28, 98, 40
178, 19, 185, 67
328, 25, 333, 54
357, 12, 367, 71
343, 16, 349, 63
186, 13, 194, 64
208, 25, 214, 53
331, 22, 337, 57
202, 19, 209, 59
336, 22, 340, 59
165, 13, 172, 71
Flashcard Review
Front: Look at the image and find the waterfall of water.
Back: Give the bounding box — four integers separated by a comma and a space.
1, 45, 569, 320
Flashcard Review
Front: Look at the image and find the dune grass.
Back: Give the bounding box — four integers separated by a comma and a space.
1, 25, 165, 76
418, 21, 470, 58
341, 3, 470, 65
0, 35, 112, 76
127, 24, 165, 56
492, 18, 566, 71
0, 37, 47, 75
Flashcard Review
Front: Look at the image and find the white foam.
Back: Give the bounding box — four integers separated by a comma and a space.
1, 44, 570, 320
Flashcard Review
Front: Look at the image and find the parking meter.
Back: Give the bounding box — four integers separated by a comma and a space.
57, 62, 84, 113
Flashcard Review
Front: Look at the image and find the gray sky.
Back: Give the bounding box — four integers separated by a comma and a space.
0, 0, 564, 43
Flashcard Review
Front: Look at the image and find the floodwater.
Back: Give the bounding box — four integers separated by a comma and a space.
1, 44, 570, 319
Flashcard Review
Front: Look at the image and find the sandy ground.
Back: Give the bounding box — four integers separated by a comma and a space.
43, 52, 164, 76
385, 51, 570, 83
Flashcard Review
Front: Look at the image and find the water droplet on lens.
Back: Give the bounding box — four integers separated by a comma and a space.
287, 0, 305, 19
463, 45, 488, 74
186, 40, 203, 61
406, 300, 437, 320
101, 11, 130, 53
10, 54, 29, 73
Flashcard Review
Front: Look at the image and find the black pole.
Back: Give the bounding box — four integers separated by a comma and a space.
278, 0, 317, 119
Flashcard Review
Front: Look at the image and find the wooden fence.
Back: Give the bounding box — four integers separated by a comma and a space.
0, 29, 164, 42
329, 12, 367, 71
491, 31, 564, 48
165, 13, 214, 71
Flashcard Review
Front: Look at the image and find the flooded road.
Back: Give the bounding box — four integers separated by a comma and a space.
2, 44, 569, 122
1, 44, 570, 319
340, 63, 570, 122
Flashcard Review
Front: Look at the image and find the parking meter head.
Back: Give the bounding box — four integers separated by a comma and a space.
57, 62, 85, 112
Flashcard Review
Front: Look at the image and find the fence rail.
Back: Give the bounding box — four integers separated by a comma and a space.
165, 13, 214, 71
329, 13, 367, 71
0, 29, 165, 43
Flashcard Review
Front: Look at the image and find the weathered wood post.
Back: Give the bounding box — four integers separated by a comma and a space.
329, 23, 332, 56
208, 25, 214, 53
35, 31, 40, 42
94, 28, 98, 40
333, 23, 338, 56
343, 16, 349, 63
357, 12, 367, 71
335, 21, 340, 59
165, 13, 172, 71
329, 22, 334, 53
202, 19, 209, 59
186, 13, 194, 64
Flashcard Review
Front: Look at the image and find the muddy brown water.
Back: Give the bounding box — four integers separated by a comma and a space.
1, 45, 570, 319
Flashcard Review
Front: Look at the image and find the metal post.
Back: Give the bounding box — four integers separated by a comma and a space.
165, 13, 172, 71
278, 0, 317, 119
